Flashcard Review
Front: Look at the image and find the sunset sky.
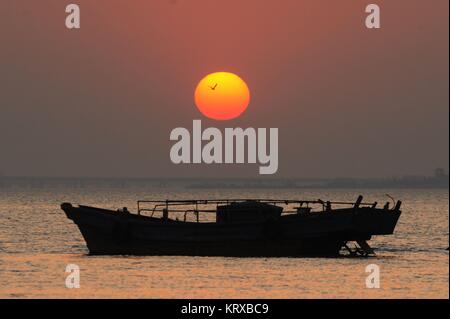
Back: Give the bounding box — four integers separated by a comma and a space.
0, 0, 448, 178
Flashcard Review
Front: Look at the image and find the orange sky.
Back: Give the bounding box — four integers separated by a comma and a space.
0, 0, 448, 178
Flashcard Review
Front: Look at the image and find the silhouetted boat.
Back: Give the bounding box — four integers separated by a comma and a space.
61, 196, 402, 257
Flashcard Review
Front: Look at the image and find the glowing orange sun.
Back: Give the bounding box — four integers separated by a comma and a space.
194, 72, 250, 120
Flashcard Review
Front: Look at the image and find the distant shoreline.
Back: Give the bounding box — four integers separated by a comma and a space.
0, 175, 448, 189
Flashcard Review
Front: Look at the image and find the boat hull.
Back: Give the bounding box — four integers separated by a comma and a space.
61, 203, 401, 257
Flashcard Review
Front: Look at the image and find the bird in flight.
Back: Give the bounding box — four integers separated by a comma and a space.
208, 83, 218, 90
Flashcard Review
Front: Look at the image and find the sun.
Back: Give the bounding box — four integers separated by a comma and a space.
194, 72, 250, 120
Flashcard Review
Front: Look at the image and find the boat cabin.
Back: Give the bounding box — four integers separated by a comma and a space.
216, 200, 283, 223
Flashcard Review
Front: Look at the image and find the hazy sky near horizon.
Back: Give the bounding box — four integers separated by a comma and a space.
0, 0, 448, 178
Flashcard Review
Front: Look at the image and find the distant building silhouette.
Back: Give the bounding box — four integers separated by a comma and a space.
434, 168, 447, 179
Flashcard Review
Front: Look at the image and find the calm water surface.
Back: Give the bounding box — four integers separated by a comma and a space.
0, 180, 448, 298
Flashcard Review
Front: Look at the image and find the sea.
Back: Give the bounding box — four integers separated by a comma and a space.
0, 178, 448, 298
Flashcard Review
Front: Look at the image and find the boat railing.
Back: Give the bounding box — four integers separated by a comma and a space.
136, 196, 401, 221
